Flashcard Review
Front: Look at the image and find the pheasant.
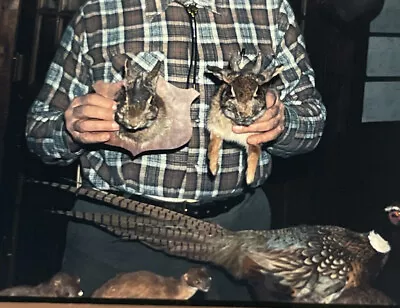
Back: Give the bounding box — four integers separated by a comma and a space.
370, 203, 400, 305
31, 180, 393, 304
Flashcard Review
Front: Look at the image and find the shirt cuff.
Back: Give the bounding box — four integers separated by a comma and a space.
265, 106, 297, 156
54, 117, 85, 159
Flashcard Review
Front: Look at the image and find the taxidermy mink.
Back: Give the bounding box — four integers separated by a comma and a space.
0, 272, 83, 297
331, 285, 396, 305
91, 267, 212, 300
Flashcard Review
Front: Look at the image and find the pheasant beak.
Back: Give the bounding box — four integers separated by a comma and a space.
385, 204, 400, 226
389, 211, 400, 226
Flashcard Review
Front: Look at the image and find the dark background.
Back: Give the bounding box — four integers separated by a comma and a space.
1, 0, 399, 303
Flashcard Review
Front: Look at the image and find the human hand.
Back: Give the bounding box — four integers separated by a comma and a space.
232, 90, 285, 145
64, 82, 122, 144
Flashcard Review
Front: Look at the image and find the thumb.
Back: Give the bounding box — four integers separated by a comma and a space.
266, 90, 278, 109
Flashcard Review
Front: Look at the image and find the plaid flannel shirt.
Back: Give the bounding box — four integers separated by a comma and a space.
25, 0, 326, 200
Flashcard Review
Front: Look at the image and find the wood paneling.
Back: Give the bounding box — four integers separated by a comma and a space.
0, 0, 22, 290
0, 0, 21, 178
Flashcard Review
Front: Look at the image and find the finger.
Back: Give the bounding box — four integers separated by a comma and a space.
233, 111, 283, 134
258, 102, 281, 122
270, 102, 285, 123
232, 101, 283, 134
250, 117, 283, 134
246, 125, 284, 145
75, 131, 113, 144
73, 119, 119, 133
266, 90, 278, 109
72, 93, 117, 110
73, 104, 117, 121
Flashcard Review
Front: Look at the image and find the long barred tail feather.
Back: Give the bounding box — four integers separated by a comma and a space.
33, 179, 249, 279
51, 209, 182, 230
51, 210, 222, 263
28, 179, 225, 235
105, 226, 218, 262
50, 210, 223, 240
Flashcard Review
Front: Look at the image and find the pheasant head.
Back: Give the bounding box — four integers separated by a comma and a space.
385, 203, 400, 226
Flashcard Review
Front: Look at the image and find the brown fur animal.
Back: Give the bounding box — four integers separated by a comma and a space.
206, 52, 283, 184
103, 58, 198, 157
114, 59, 168, 144
0, 272, 83, 298
91, 267, 212, 300
331, 285, 396, 305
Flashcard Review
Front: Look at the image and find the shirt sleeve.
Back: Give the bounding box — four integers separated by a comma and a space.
266, 0, 327, 158
25, 10, 92, 166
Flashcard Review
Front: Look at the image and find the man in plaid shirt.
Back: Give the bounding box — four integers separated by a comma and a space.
25, 0, 326, 301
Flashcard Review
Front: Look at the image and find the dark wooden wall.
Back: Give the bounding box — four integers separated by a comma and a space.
0, 0, 21, 178
265, 0, 397, 232
0, 0, 22, 290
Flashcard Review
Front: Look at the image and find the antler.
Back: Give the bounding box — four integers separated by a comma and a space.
228, 51, 243, 72
251, 53, 263, 75
228, 51, 263, 75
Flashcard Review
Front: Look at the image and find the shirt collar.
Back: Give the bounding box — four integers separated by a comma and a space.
145, 0, 219, 22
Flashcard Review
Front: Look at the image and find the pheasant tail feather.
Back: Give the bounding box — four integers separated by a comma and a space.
51, 210, 221, 263
28, 179, 224, 234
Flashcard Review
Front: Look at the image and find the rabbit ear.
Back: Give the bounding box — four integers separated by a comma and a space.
123, 59, 140, 85
149, 60, 162, 76
251, 53, 263, 74
144, 61, 162, 92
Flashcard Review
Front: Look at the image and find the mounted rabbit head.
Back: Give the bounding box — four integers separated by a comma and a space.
206, 52, 283, 126
115, 59, 162, 131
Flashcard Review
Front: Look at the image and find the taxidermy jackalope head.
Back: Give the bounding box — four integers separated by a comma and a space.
206, 51, 283, 184
115, 59, 162, 132
207, 52, 283, 126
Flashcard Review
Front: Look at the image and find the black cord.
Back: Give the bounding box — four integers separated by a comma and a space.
185, 4, 199, 89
